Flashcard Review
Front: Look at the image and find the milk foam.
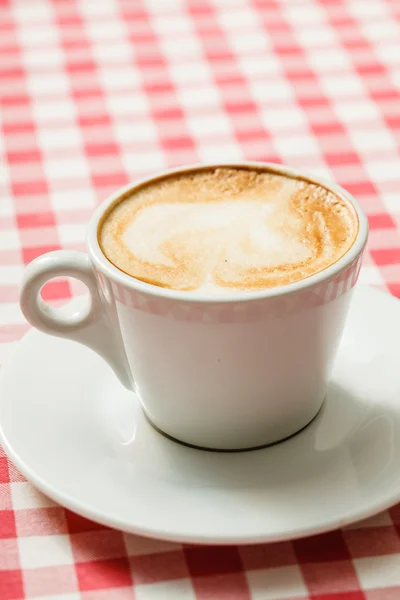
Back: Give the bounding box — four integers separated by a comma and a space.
99, 168, 357, 294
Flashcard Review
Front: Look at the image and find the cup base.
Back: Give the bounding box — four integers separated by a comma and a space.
143, 400, 325, 453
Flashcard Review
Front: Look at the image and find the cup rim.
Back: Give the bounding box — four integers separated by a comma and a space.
87, 161, 369, 304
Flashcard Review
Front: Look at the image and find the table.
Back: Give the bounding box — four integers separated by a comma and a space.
1, 0, 400, 598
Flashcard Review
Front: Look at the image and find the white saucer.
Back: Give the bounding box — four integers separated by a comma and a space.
1, 286, 400, 545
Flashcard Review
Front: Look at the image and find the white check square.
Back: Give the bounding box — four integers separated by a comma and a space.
0, 230, 20, 251
146, 0, 185, 8
160, 37, 202, 61
249, 80, 294, 103
274, 135, 320, 158
354, 554, 400, 588
239, 55, 282, 77
92, 42, 133, 63
197, 141, 243, 162
348, 1, 386, 19
375, 42, 400, 66
357, 265, 385, 286
365, 159, 400, 183
79, 0, 117, 15
349, 128, 397, 153
308, 48, 349, 71
218, 7, 259, 29
58, 224, 86, 246
283, 4, 325, 25
334, 100, 381, 123
247, 565, 308, 599
30, 594, 81, 600
169, 62, 211, 85
44, 157, 90, 181
13, 3, 52, 21
22, 47, 64, 69
27, 72, 71, 96
18, 26, 59, 46
11, 482, 58, 510
114, 121, 158, 144
0, 194, 13, 217
38, 128, 82, 152
123, 150, 166, 174
261, 106, 307, 130
135, 579, 196, 600
33, 99, 77, 123
178, 87, 221, 109
320, 74, 365, 98
152, 14, 191, 36
50, 189, 97, 211
188, 113, 232, 137
18, 535, 74, 569
85, 20, 126, 41
296, 26, 337, 47
361, 20, 398, 41
381, 191, 400, 213
107, 93, 149, 116
0, 266, 24, 286
100, 68, 140, 91
229, 31, 270, 53
0, 303, 25, 326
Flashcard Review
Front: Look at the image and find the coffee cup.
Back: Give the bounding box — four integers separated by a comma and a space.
20, 162, 368, 450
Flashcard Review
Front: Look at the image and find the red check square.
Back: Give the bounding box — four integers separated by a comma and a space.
0, 511, 17, 539
0, 458, 10, 484
185, 546, 243, 577
311, 593, 365, 600
76, 558, 133, 591
240, 542, 297, 570
294, 531, 351, 563
365, 588, 400, 599
15, 507, 68, 537
300, 560, 360, 595
193, 572, 250, 599
344, 526, 400, 558
0, 570, 24, 600
65, 510, 109, 534
129, 550, 189, 584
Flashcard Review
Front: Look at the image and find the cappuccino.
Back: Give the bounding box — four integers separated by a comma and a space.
99, 167, 358, 294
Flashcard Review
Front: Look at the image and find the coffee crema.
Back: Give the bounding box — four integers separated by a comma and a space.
99, 167, 358, 294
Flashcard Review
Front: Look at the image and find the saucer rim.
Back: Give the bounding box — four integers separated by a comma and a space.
2, 417, 400, 545
1, 286, 400, 545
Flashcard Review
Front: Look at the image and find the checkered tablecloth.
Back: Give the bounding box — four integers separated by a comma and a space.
2, 0, 400, 598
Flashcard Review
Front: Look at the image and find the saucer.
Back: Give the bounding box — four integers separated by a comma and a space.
1, 286, 400, 545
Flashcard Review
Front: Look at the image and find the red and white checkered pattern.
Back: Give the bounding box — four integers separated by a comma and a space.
1, 0, 400, 598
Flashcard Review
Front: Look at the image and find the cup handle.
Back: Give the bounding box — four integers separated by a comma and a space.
20, 250, 133, 390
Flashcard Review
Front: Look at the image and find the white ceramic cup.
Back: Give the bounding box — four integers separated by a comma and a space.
20, 162, 368, 450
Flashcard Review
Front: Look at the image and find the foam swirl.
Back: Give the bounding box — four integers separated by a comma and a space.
99, 168, 358, 294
